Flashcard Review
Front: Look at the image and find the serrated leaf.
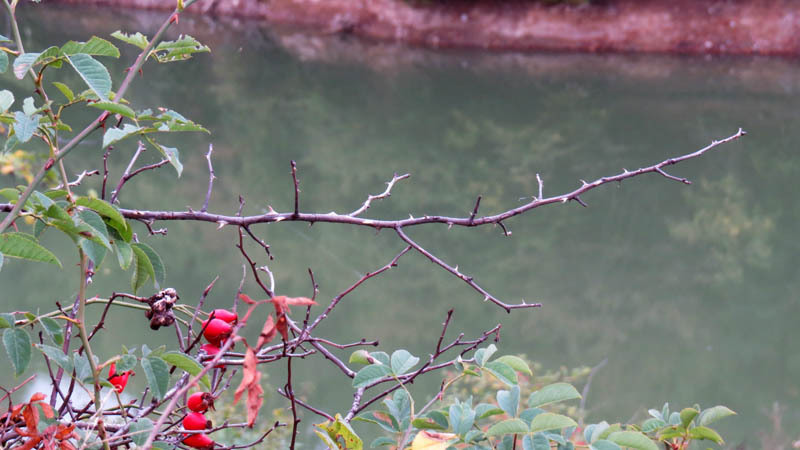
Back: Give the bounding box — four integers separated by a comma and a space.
353, 411, 397, 433
61, 36, 120, 58
0, 90, 13, 111
698, 405, 736, 426
0, 313, 14, 328
66, 53, 111, 101
529, 413, 577, 434
115, 239, 133, 270
412, 417, 447, 431
128, 418, 154, 446
476, 403, 505, 419
131, 243, 165, 288
391, 349, 419, 375
528, 382, 582, 408
102, 123, 142, 148
13, 111, 40, 143
607, 431, 658, 450
111, 31, 149, 50
485, 361, 518, 386
36, 344, 72, 373
153, 35, 210, 62
449, 401, 475, 436
497, 385, 520, 418
141, 355, 170, 400
495, 355, 533, 376
314, 414, 363, 450
4, 328, 31, 376
116, 354, 138, 373
88, 101, 135, 119
688, 426, 723, 444
13, 52, 39, 79
75, 197, 126, 234
77, 209, 111, 248
52, 82, 74, 102
523, 433, 551, 450
0, 232, 61, 266
40, 317, 64, 345
679, 408, 699, 428
161, 351, 210, 389
73, 353, 92, 382
147, 140, 182, 177
486, 419, 529, 437
353, 364, 392, 388
131, 245, 154, 293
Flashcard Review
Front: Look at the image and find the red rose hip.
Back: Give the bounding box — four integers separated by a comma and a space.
202, 318, 232, 346
183, 412, 211, 430
187, 392, 215, 413
182, 433, 215, 449
210, 309, 237, 324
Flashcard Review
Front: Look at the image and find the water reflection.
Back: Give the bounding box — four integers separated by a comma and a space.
2, 4, 799, 447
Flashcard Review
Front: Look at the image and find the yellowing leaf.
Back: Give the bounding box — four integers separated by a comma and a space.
411, 431, 457, 450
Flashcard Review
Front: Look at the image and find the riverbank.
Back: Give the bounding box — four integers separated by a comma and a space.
50, 0, 800, 55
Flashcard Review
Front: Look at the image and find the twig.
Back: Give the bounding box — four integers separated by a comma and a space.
291, 160, 299, 217
349, 173, 410, 217
468, 196, 482, 223
201, 144, 215, 213
54, 170, 99, 190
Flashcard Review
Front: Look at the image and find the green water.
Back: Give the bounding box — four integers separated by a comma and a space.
2, 4, 799, 448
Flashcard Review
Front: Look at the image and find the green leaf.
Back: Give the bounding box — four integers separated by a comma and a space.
698, 405, 736, 426
474, 344, 497, 366
0, 52, 6, 74
528, 383, 582, 408
66, 53, 111, 101
111, 31, 149, 50
529, 413, 577, 434
590, 440, 622, 450
4, 328, 32, 376
75, 197, 126, 233
40, 317, 64, 345
314, 414, 363, 450
607, 431, 658, 450
147, 140, 183, 177
78, 209, 111, 247
88, 101, 135, 119
0, 232, 61, 266
497, 385, 520, 418
476, 403, 505, 419
370, 437, 395, 448
13, 52, 39, 79
525, 433, 552, 450
390, 349, 419, 375
412, 417, 447, 431
131, 245, 154, 294
370, 351, 390, 366
116, 354, 138, 373
131, 243, 165, 288
679, 407, 698, 428
61, 36, 120, 58
486, 419, 529, 437
0, 90, 13, 111
22, 97, 37, 116
52, 82, 75, 102
102, 123, 142, 148
73, 353, 93, 382
349, 349, 371, 365
128, 418, 154, 447
495, 355, 533, 376
153, 35, 210, 62
141, 356, 170, 400
161, 351, 210, 389
36, 344, 72, 373
449, 401, 476, 436
484, 361, 518, 386
353, 411, 397, 433
0, 313, 15, 328
688, 426, 723, 444
13, 111, 40, 143
115, 239, 133, 270
640, 418, 665, 433
352, 364, 392, 388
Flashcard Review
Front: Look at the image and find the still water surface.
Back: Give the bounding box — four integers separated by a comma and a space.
2, 5, 799, 448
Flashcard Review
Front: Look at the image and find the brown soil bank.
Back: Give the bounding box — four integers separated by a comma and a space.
54, 0, 800, 55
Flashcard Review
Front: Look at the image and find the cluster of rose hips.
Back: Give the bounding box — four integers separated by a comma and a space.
200, 309, 237, 358
182, 392, 216, 449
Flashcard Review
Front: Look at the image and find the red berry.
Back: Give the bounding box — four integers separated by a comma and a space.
202, 318, 232, 346
210, 309, 237, 324
183, 412, 211, 430
201, 344, 225, 368
108, 363, 134, 393
187, 392, 215, 413
182, 433, 215, 449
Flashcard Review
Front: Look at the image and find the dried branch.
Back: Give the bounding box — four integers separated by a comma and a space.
201, 144, 215, 213
349, 173, 410, 217
54, 170, 99, 190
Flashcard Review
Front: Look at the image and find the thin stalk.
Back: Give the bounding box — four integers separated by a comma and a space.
75, 251, 112, 450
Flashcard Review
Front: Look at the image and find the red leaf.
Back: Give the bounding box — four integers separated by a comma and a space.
282, 296, 317, 307
275, 314, 288, 341
239, 293, 257, 305
233, 347, 263, 427
256, 315, 276, 350
22, 403, 39, 431
29, 393, 47, 403
38, 402, 55, 419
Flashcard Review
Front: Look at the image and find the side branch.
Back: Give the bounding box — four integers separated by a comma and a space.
349, 173, 410, 217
